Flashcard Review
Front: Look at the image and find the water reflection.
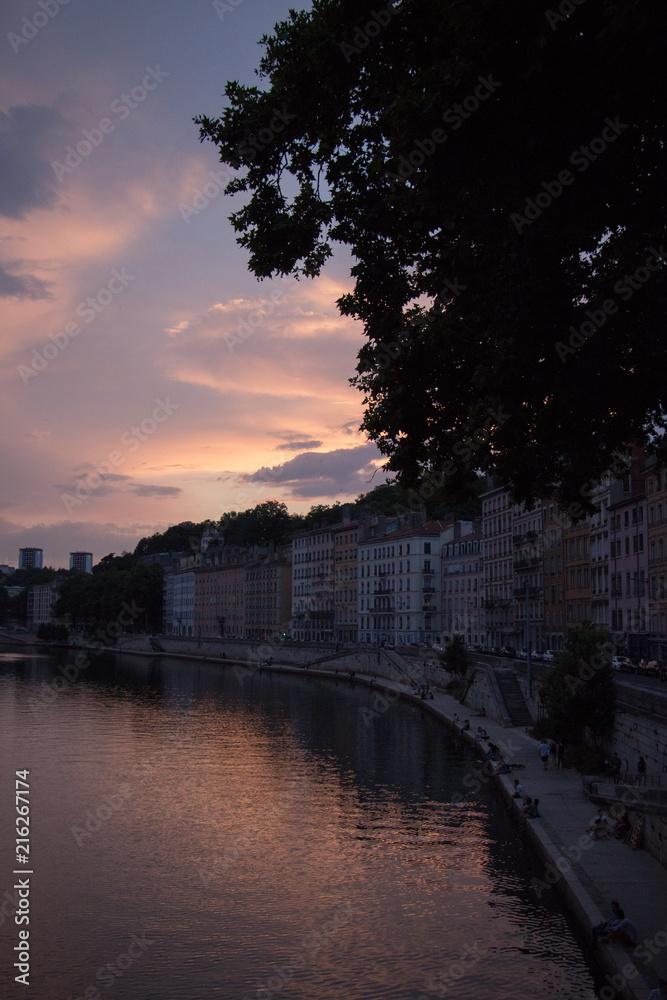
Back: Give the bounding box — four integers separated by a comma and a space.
0, 651, 602, 998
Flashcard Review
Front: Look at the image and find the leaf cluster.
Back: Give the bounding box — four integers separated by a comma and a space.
197, 0, 667, 509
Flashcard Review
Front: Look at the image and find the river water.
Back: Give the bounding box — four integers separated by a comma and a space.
0, 648, 604, 998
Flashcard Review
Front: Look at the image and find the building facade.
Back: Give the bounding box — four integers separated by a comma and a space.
481, 486, 515, 647
332, 512, 359, 643
19, 548, 43, 570
27, 580, 60, 629
646, 461, 667, 660
69, 551, 93, 573
441, 526, 485, 646
245, 548, 292, 640
291, 525, 334, 641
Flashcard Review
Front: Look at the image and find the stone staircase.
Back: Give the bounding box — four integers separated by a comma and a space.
493, 668, 533, 726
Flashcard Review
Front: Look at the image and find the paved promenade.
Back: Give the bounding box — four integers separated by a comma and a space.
393, 680, 667, 1000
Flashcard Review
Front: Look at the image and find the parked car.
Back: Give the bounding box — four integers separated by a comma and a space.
516, 649, 528, 659
500, 646, 516, 659
543, 650, 556, 662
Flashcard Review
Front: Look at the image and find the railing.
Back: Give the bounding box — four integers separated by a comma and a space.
422, 605, 437, 613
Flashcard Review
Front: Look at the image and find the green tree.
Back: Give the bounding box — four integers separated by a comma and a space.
219, 500, 293, 546
539, 623, 615, 752
0, 586, 10, 624
439, 635, 469, 678
197, 0, 667, 510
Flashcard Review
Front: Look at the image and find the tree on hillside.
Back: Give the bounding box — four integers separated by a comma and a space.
197, 0, 667, 511
219, 500, 293, 546
133, 521, 215, 559
539, 623, 615, 756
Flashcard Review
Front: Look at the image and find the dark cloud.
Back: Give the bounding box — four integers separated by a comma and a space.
0, 261, 53, 300
275, 439, 323, 452
130, 484, 182, 497
242, 444, 387, 499
0, 104, 63, 219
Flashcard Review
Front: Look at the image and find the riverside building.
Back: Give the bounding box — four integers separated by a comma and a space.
440, 524, 485, 646
357, 515, 451, 646
291, 524, 334, 641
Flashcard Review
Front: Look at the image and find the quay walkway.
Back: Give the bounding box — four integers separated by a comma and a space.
372, 675, 667, 1000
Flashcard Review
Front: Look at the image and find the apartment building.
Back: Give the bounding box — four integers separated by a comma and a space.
291, 524, 334, 641
357, 517, 450, 645
245, 547, 292, 640
646, 460, 667, 660
332, 511, 359, 643
481, 485, 515, 647
441, 525, 485, 645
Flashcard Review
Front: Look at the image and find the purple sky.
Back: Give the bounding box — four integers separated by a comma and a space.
0, 0, 387, 568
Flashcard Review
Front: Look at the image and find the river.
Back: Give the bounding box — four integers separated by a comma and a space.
0, 647, 604, 998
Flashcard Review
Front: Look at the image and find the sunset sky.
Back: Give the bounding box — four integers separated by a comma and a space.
0, 0, 387, 568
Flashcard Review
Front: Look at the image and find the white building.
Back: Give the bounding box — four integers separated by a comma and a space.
440, 525, 485, 646
164, 568, 195, 635
357, 519, 451, 645
291, 525, 334, 641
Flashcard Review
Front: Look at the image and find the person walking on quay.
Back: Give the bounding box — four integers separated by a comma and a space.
539, 739, 551, 769
637, 755, 647, 786
610, 752, 622, 780
649, 978, 667, 1000
556, 743, 565, 769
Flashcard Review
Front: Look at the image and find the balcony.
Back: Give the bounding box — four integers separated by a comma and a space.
422, 586, 436, 594
513, 557, 542, 570
514, 587, 541, 598
422, 605, 437, 613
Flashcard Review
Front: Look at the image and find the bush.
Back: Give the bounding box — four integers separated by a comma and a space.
565, 745, 607, 774
36, 623, 69, 642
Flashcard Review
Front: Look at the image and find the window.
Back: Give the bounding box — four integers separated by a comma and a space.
424, 542, 431, 554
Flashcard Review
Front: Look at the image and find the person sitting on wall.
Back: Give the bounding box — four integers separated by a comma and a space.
521, 796, 533, 817
462, 720, 470, 731
611, 811, 631, 840
592, 900, 624, 946
598, 916, 638, 947
587, 818, 608, 841
649, 978, 667, 1000
512, 779, 525, 799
